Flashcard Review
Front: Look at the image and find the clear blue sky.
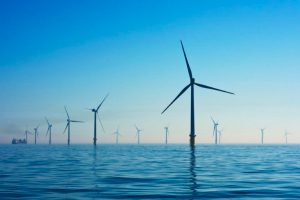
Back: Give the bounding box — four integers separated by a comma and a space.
0, 0, 299, 144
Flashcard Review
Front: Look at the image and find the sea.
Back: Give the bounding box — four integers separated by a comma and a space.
0, 144, 299, 199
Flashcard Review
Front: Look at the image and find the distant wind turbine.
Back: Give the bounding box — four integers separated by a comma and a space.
86, 93, 109, 146
33, 124, 40, 144
161, 41, 234, 146
260, 127, 267, 144
164, 124, 170, 144
45, 117, 52, 144
24, 124, 33, 144
112, 126, 122, 144
283, 128, 291, 144
63, 106, 84, 145
211, 117, 219, 144
134, 124, 144, 144
218, 128, 224, 144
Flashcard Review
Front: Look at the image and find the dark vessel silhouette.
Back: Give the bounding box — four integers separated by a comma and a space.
12, 138, 27, 144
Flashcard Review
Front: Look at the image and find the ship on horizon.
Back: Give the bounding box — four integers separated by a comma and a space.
12, 138, 27, 144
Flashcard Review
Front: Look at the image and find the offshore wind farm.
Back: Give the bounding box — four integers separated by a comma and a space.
0, 1, 300, 199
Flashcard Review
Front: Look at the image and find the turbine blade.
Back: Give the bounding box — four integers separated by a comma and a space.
134, 124, 138, 131
119, 133, 122, 137
63, 123, 69, 134
46, 127, 50, 137
195, 83, 235, 95
161, 84, 191, 114
70, 120, 84, 123
37, 124, 40, 129
213, 126, 216, 137
96, 93, 109, 112
97, 113, 105, 133
180, 40, 193, 80
28, 132, 33, 135
45, 117, 50, 126
64, 106, 70, 119
211, 117, 215, 124
85, 108, 93, 111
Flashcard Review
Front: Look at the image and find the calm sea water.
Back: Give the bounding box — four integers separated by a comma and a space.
0, 144, 300, 199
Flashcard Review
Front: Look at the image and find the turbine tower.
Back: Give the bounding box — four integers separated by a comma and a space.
63, 106, 84, 145
134, 124, 144, 144
161, 41, 234, 146
164, 124, 170, 144
86, 93, 109, 146
261, 127, 266, 144
218, 128, 224, 144
33, 124, 40, 144
284, 128, 291, 144
24, 124, 32, 144
112, 126, 122, 144
211, 117, 218, 144
45, 117, 52, 144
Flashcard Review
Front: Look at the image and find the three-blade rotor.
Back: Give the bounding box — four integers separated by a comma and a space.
63, 106, 84, 134
161, 41, 234, 115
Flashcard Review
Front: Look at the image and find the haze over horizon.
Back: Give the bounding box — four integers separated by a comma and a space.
1, 0, 299, 144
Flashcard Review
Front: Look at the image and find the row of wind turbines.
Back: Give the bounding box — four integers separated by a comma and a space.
22, 41, 293, 145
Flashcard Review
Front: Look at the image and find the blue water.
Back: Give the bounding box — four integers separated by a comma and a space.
0, 144, 300, 199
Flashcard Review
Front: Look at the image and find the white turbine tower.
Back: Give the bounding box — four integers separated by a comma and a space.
260, 127, 266, 144
63, 106, 84, 145
45, 117, 52, 144
284, 128, 291, 144
86, 93, 109, 146
24, 124, 33, 144
33, 124, 40, 144
164, 124, 170, 144
211, 117, 218, 144
112, 126, 122, 144
134, 124, 144, 144
218, 128, 224, 144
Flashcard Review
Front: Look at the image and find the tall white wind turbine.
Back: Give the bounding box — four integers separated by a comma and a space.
24, 124, 33, 144
134, 124, 144, 144
33, 124, 40, 144
164, 124, 170, 144
45, 117, 52, 144
63, 106, 84, 145
261, 127, 266, 144
284, 128, 291, 144
112, 126, 122, 144
161, 41, 234, 146
86, 93, 109, 146
211, 117, 219, 144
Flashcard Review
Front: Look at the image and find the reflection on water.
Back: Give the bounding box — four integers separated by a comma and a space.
1, 144, 300, 199
189, 146, 198, 196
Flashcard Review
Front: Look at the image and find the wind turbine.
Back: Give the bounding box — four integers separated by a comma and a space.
63, 106, 84, 145
134, 124, 144, 144
211, 117, 219, 144
86, 93, 109, 146
218, 128, 224, 144
45, 117, 52, 144
260, 127, 267, 144
161, 41, 234, 146
164, 124, 170, 144
112, 126, 122, 144
283, 128, 291, 144
24, 124, 33, 144
33, 124, 40, 144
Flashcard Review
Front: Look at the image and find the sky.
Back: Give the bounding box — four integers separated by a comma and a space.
0, 0, 299, 144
